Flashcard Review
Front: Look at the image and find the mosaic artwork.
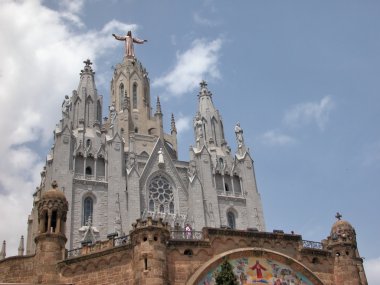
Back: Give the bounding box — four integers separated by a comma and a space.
198, 257, 314, 285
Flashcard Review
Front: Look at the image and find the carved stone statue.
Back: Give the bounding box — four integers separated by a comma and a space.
109, 104, 117, 125
158, 148, 164, 165
234, 122, 244, 146
194, 113, 203, 142
112, 31, 147, 58
62, 95, 71, 115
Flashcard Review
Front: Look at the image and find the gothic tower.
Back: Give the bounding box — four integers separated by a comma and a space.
189, 81, 265, 231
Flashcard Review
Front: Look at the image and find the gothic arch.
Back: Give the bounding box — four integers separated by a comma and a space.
186, 247, 325, 285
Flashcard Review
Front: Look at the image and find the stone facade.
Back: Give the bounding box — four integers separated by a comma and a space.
0, 55, 367, 284
25, 55, 265, 253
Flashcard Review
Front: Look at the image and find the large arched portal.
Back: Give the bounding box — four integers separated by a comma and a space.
186, 248, 325, 285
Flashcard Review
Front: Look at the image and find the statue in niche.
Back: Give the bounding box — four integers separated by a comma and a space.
158, 148, 164, 165
62, 95, 71, 116
194, 113, 203, 142
234, 122, 244, 146
109, 104, 117, 125
112, 31, 147, 58
126, 153, 136, 171
187, 160, 197, 178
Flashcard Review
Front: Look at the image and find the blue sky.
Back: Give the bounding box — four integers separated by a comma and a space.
0, 0, 379, 282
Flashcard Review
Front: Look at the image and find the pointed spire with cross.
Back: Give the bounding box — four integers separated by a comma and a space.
171, 113, 177, 134
335, 212, 342, 220
156, 96, 162, 114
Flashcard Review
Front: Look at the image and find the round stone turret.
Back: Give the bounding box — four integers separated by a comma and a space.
327, 213, 367, 285
33, 181, 69, 284
37, 181, 68, 235
130, 217, 170, 285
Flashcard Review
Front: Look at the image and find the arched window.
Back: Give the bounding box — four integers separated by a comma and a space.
148, 175, 174, 214
227, 211, 236, 229
133, 83, 137, 109
119, 83, 124, 110
83, 197, 93, 225
219, 158, 224, 169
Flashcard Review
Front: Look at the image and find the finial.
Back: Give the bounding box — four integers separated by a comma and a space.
199, 80, 212, 98
83, 59, 93, 66
0, 240, 6, 260
18, 235, 24, 256
171, 113, 177, 133
335, 212, 342, 220
156, 97, 162, 114
51, 180, 58, 189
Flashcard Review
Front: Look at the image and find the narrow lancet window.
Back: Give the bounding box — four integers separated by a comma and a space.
133, 83, 137, 109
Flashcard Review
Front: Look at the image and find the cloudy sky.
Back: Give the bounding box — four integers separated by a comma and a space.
1, 0, 379, 282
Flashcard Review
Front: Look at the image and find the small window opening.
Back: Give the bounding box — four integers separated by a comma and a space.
184, 249, 193, 256
51, 210, 57, 232
44, 211, 48, 233
225, 183, 229, 192
143, 236, 148, 242
86, 139, 91, 148
144, 257, 148, 270
135, 127, 138, 133
154, 236, 158, 241
86, 166, 92, 175
227, 211, 236, 229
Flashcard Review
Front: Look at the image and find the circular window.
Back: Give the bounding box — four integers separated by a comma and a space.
148, 175, 174, 213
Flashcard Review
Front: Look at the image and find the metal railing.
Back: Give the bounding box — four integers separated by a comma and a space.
67, 247, 81, 258
302, 240, 323, 250
66, 235, 129, 259
170, 231, 203, 240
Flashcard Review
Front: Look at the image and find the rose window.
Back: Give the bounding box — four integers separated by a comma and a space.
148, 175, 175, 213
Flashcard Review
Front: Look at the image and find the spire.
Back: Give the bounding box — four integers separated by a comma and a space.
171, 113, 177, 134
72, 58, 101, 129
195, 80, 226, 148
18, 235, 24, 256
156, 96, 162, 114
0, 240, 6, 260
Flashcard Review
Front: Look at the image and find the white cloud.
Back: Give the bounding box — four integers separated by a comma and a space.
175, 114, 192, 134
364, 257, 380, 285
259, 130, 296, 146
58, 0, 86, 27
0, 0, 137, 256
283, 96, 334, 130
193, 12, 220, 27
153, 38, 222, 97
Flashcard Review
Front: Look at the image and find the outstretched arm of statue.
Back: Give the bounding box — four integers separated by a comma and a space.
133, 37, 147, 44
112, 34, 126, 41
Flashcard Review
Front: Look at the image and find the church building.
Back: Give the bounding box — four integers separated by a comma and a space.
0, 36, 367, 285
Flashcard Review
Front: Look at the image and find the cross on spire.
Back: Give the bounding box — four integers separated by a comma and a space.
83, 59, 93, 66
200, 80, 207, 89
335, 212, 342, 220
